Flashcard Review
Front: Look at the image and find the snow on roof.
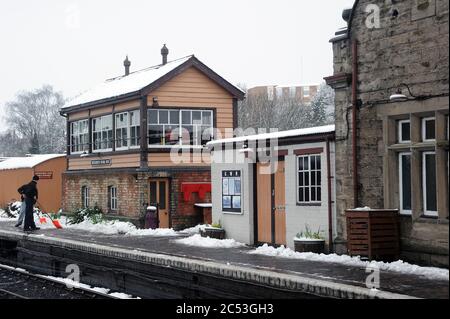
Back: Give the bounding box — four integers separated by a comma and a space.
62, 56, 193, 109
0, 154, 65, 171
207, 124, 335, 147
249, 83, 321, 90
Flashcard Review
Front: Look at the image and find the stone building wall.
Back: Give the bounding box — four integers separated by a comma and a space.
328, 0, 449, 266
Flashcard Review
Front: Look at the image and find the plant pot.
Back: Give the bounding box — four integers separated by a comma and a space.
200, 227, 225, 240
294, 239, 325, 254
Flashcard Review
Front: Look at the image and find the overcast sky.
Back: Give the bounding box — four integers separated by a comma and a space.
0, 0, 354, 131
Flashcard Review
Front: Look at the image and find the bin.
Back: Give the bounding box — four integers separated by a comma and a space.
145, 205, 159, 229
346, 209, 400, 261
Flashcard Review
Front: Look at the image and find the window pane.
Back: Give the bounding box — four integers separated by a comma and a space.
299, 188, 304, 202
223, 196, 231, 209
202, 111, 212, 125
182, 125, 193, 145
316, 187, 321, 202
234, 178, 241, 195
164, 125, 180, 145
149, 182, 157, 204
192, 111, 201, 124
159, 182, 166, 210
299, 173, 304, 186
182, 110, 191, 124
425, 153, 437, 212
148, 110, 158, 124
170, 110, 179, 124
228, 178, 235, 195
298, 157, 304, 171
425, 119, 436, 140
148, 125, 163, 145
311, 187, 316, 201
401, 154, 412, 211
316, 156, 321, 170
223, 178, 229, 195
103, 115, 112, 130
232, 196, 241, 209
401, 121, 411, 142
159, 110, 168, 124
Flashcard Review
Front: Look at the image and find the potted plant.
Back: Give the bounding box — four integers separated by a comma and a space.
200, 221, 225, 240
294, 225, 325, 254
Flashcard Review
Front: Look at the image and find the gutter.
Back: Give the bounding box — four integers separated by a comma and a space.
326, 138, 333, 252
351, 40, 359, 208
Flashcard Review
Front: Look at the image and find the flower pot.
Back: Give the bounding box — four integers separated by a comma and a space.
200, 227, 225, 240
294, 239, 325, 254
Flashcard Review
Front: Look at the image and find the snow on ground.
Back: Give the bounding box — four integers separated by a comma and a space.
45, 276, 140, 299
249, 244, 449, 281
178, 224, 208, 235
175, 234, 246, 249
63, 217, 179, 237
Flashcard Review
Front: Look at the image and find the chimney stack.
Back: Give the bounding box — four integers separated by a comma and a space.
123, 55, 131, 76
161, 44, 169, 65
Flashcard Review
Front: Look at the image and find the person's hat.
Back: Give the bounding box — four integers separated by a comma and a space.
32, 175, 40, 181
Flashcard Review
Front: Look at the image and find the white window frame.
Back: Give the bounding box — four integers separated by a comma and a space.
115, 110, 140, 151
422, 151, 438, 217
81, 186, 89, 209
109, 186, 118, 211
296, 154, 322, 204
147, 109, 213, 148
92, 115, 113, 152
399, 152, 412, 215
398, 119, 411, 144
422, 117, 436, 142
129, 110, 140, 149
70, 119, 89, 154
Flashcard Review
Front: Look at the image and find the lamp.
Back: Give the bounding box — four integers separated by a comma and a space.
390, 83, 415, 102
152, 96, 159, 107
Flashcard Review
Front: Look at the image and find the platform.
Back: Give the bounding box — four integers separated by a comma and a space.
0, 221, 447, 299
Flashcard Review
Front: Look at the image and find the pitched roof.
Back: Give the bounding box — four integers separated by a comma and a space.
207, 124, 335, 147
0, 154, 65, 171
61, 55, 245, 113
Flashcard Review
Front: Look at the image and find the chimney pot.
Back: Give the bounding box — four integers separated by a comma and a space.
161, 44, 169, 65
124, 55, 131, 76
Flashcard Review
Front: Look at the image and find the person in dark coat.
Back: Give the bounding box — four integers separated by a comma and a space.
17, 175, 40, 231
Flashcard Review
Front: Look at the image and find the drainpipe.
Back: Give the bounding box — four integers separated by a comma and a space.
351, 40, 359, 208
326, 137, 333, 252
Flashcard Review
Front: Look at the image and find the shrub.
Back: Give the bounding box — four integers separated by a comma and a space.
68, 206, 103, 225
296, 224, 324, 240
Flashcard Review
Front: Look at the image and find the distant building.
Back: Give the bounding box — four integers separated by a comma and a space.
247, 84, 319, 104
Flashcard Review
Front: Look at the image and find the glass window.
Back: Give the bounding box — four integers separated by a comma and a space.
276, 87, 283, 99
267, 86, 274, 101
398, 120, 411, 143
222, 170, 241, 213
148, 109, 213, 147
297, 154, 322, 204
92, 115, 113, 151
422, 117, 436, 141
303, 86, 310, 98
289, 87, 296, 98
81, 186, 89, 209
423, 152, 437, 216
108, 186, 118, 211
115, 111, 140, 149
399, 153, 412, 215
70, 119, 89, 153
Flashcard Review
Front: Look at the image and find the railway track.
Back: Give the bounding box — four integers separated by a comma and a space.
0, 264, 119, 299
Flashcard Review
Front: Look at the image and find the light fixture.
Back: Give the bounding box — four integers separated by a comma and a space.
152, 96, 159, 107
390, 83, 415, 102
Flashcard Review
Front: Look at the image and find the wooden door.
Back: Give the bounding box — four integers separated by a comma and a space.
274, 161, 286, 245
149, 179, 170, 228
257, 163, 272, 244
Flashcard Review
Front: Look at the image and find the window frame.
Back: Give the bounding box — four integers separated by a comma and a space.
422, 117, 436, 142
115, 110, 140, 151
70, 119, 89, 154
303, 86, 310, 98
296, 154, 322, 205
81, 186, 89, 209
222, 170, 242, 214
92, 115, 113, 152
109, 186, 118, 211
147, 108, 214, 148
422, 151, 438, 217
398, 152, 412, 215
398, 119, 411, 144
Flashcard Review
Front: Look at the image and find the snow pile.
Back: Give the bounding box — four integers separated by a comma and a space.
249, 244, 449, 281
353, 206, 372, 211
175, 234, 245, 248
178, 224, 208, 235
65, 218, 179, 237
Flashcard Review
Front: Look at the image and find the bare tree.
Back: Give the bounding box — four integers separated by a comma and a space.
4, 85, 66, 155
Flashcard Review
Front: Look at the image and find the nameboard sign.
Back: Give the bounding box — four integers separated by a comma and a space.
91, 159, 112, 167
35, 171, 53, 179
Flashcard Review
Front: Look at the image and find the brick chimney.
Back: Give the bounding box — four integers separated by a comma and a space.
161, 44, 169, 65
124, 56, 131, 76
